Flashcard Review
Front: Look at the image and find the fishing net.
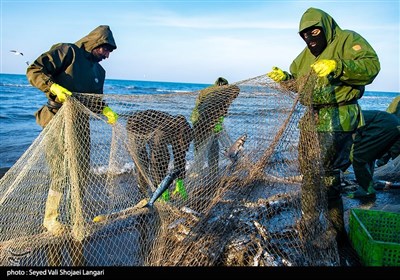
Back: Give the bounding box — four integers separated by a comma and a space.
1, 73, 383, 267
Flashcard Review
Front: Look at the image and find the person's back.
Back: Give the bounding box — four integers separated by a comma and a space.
376, 96, 400, 167
126, 110, 192, 199
191, 77, 240, 174
350, 110, 400, 197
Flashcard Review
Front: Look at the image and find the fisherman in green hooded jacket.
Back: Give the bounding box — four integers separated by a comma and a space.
376, 96, 400, 167
190, 77, 240, 175
26, 25, 118, 241
267, 8, 380, 247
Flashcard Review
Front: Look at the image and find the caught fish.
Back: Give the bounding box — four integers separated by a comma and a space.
225, 133, 247, 162
181, 206, 202, 217
144, 169, 180, 208
167, 218, 187, 230
374, 180, 400, 190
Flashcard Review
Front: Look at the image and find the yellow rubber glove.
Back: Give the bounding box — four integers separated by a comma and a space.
267, 67, 287, 82
311, 59, 337, 77
161, 190, 170, 201
172, 179, 188, 200
102, 106, 118, 125
213, 116, 224, 133
50, 83, 72, 103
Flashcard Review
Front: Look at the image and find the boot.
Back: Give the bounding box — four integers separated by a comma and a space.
326, 170, 347, 246
43, 189, 66, 236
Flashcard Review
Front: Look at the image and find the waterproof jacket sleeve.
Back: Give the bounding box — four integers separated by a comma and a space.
26, 43, 75, 100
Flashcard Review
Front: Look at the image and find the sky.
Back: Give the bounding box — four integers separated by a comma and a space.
1, 0, 399, 92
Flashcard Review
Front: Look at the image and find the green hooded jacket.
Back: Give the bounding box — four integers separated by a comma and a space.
190, 77, 230, 125
27, 25, 117, 99
288, 8, 380, 132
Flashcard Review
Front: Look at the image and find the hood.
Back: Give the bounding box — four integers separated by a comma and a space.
75, 25, 117, 52
299, 7, 340, 44
387, 96, 400, 117
214, 77, 229, 86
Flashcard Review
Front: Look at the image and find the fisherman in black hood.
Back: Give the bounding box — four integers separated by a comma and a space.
267, 8, 380, 249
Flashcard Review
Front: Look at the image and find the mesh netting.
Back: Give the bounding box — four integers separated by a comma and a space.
0, 74, 359, 266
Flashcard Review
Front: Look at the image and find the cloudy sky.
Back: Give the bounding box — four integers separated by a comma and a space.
1, 0, 399, 92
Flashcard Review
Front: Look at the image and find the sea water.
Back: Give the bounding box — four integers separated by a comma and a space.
0, 73, 209, 170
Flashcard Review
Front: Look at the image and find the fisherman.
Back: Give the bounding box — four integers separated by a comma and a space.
27, 25, 118, 240
126, 110, 193, 201
190, 77, 240, 175
267, 7, 380, 247
376, 96, 400, 167
27, 25, 118, 266
346, 97, 400, 198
